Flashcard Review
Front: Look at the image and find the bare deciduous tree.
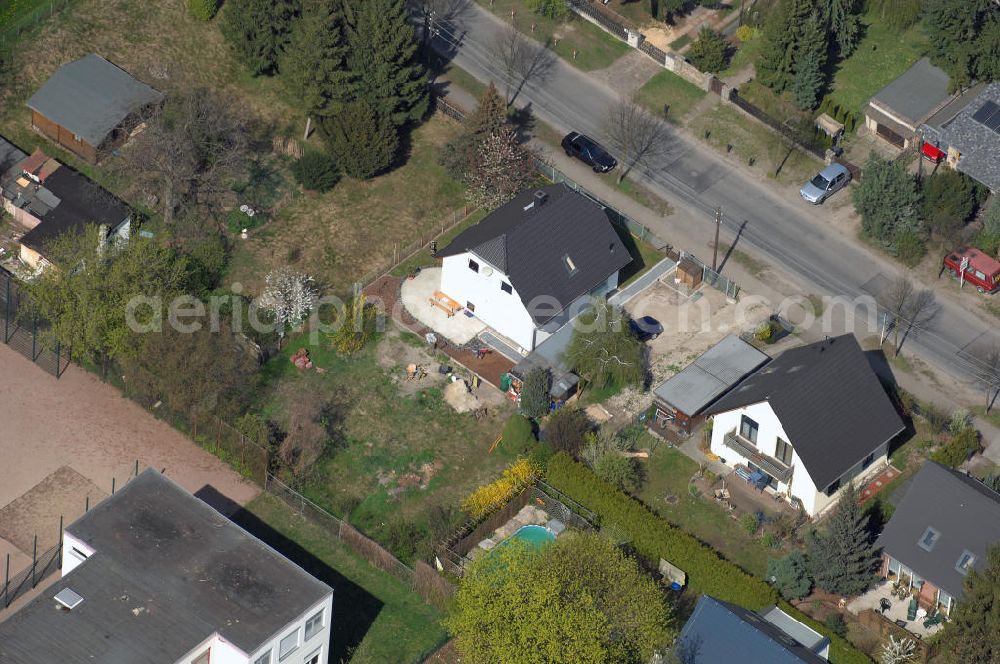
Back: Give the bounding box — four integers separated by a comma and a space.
489, 22, 555, 106
604, 96, 669, 184
878, 275, 937, 355
124, 88, 249, 225
880, 634, 916, 664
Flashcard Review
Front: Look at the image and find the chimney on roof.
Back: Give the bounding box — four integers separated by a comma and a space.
54, 588, 85, 611
534, 190, 547, 207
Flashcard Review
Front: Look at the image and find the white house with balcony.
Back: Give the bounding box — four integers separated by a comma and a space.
705, 335, 905, 517
436, 183, 631, 353
0, 469, 333, 664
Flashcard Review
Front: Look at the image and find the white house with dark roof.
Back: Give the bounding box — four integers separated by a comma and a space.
875, 461, 1000, 616
705, 335, 905, 517
437, 184, 631, 352
0, 469, 333, 664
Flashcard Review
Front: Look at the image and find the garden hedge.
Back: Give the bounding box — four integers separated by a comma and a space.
545, 453, 872, 664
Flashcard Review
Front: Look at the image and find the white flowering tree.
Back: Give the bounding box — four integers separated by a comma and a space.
881, 634, 916, 664
465, 130, 535, 210
257, 268, 319, 341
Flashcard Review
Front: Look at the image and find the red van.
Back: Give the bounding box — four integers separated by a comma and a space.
943, 246, 1000, 293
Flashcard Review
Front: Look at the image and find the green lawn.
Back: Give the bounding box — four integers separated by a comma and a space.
635, 70, 708, 124
0, 0, 53, 35
822, 14, 930, 119
390, 208, 488, 277
687, 104, 821, 185
638, 442, 778, 576
237, 495, 447, 664
720, 34, 766, 78
475, 0, 630, 72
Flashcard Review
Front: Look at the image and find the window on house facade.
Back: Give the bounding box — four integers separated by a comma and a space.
775, 438, 793, 465
863, 452, 875, 469
825, 477, 842, 496
253, 651, 271, 664
918, 527, 940, 552
468, 259, 479, 272
956, 550, 977, 575
305, 610, 324, 641
305, 650, 322, 664
466, 301, 475, 312
191, 650, 210, 664
501, 281, 513, 294
279, 630, 299, 660
739, 415, 759, 445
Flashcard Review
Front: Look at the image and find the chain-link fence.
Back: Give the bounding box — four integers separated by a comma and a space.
679, 250, 741, 300
0, 268, 68, 377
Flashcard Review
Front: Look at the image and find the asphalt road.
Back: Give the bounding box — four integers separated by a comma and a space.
426, 3, 1000, 388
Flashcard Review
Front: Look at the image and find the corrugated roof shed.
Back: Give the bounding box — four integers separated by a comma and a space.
654, 335, 770, 416
439, 184, 632, 324
876, 461, 1000, 598
26, 54, 163, 147
0, 470, 332, 664
706, 335, 905, 490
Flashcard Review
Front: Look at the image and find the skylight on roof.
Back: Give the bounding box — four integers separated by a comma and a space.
918, 526, 939, 552
563, 254, 577, 274
956, 550, 977, 575
54, 588, 84, 610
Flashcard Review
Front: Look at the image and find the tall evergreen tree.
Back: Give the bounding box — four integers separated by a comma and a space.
221, 0, 299, 75
279, 0, 351, 137
756, 0, 814, 92
467, 82, 507, 138
924, 0, 995, 89
345, 0, 429, 127
819, 0, 861, 56
320, 99, 398, 179
807, 482, 879, 596
791, 18, 827, 110
942, 543, 1000, 664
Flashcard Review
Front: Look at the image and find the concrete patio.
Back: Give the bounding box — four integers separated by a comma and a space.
400, 267, 486, 345
847, 581, 945, 639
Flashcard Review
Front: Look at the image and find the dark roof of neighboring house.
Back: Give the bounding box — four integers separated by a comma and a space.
0, 135, 27, 173
0, 470, 332, 664
678, 596, 828, 664
439, 184, 631, 324
924, 82, 1000, 192
706, 335, 905, 490
26, 54, 163, 147
654, 335, 770, 416
18, 164, 132, 254
876, 461, 1000, 599
868, 58, 953, 128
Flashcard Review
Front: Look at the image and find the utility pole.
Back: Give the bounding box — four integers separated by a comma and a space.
712, 206, 722, 272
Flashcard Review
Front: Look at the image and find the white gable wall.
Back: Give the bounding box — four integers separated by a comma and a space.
710, 402, 889, 516
439, 252, 538, 351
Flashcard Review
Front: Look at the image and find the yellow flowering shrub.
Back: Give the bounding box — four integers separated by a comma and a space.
462, 459, 541, 518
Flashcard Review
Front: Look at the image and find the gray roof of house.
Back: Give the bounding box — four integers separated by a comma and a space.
26, 54, 163, 147
923, 82, 1000, 192
706, 335, 905, 490
654, 335, 770, 416
0, 470, 331, 664
869, 58, 952, 127
0, 135, 27, 174
678, 596, 828, 664
439, 184, 632, 325
876, 461, 1000, 598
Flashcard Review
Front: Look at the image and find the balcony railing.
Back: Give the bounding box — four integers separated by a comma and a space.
722, 431, 793, 482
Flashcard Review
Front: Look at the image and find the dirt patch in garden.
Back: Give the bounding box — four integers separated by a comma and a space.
376, 328, 450, 397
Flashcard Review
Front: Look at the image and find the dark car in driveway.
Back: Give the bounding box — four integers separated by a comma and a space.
561, 132, 617, 173
629, 316, 663, 341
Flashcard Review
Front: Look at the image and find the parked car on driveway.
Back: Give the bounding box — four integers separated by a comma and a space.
629, 315, 663, 341
799, 163, 851, 204
561, 132, 617, 173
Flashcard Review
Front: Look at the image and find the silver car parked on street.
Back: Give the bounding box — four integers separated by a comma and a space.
800, 162, 851, 204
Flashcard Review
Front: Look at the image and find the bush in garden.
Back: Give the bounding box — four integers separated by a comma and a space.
188, 0, 218, 20
543, 407, 592, 458
931, 426, 981, 467
741, 512, 759, 535
518, 368, 550, 419
291, 151, 340, 192
502, 414, 537, 457
767, 551, 813, 600
461, 458, 541, 518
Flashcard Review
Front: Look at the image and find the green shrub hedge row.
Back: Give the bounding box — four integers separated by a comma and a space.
545, 453, 872, 664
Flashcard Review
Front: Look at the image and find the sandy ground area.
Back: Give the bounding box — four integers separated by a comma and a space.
0, 344, 260, 574
400, 268, 485, 345
0, 467, 105, 553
